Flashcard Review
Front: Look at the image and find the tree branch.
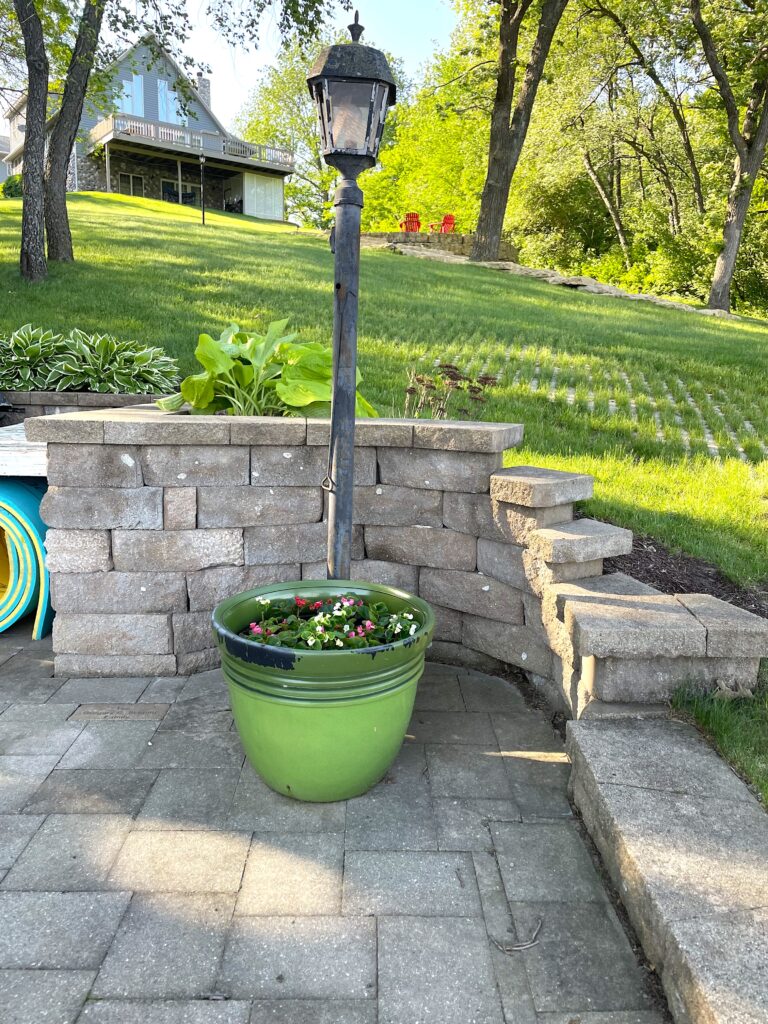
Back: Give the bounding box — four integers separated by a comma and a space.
690, 0, 746, 158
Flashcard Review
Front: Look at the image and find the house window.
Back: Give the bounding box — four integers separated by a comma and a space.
118, 173, 144, 197
117, 74, 144, 117
158, 80, 185, 125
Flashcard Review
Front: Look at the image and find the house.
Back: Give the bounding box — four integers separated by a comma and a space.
3, 40, 294, 219
0, 135, 9, 183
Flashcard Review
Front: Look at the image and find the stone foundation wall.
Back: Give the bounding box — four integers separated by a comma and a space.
25, 407, 768, 715
361, 232, 519, 262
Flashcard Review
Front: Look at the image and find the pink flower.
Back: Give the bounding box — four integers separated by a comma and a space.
356, 626, 365, 636
347, 631, 355, 639
357, 600, 364, 607
250, 625, 263, 635
364, 620, 374, 630
317, 626, 325, 633
312, 601, 323, 610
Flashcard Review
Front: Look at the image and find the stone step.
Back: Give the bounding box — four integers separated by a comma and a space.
566, 594, 707, 659
583, 653, 761, 703
490, 466, 593, 507
676, 593, 768, 658
528, 519, 633, 564
544, 572, 660, 624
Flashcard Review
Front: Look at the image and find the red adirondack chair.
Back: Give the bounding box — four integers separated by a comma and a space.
399, 212, 421, 232
429, 214, 457, 233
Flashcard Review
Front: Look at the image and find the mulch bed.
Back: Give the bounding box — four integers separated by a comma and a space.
604, 534, 768, 620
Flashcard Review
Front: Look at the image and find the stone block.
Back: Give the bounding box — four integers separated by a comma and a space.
365, 525, 476, 571
662, 907, 768, 1024
426, 640, 504, 675
378, 448, 502, 492
462, 615, 553, 677
348, 485, 443, 527
432, 604, 463, 641
522, 593, 544, 631
186, 564, 300, 610
141, 446, 249, 486
163, 488, 197, 529
349, 559, 419, 592
491, 821, 606, 902
0, 969, 95, 1024
197, 485, 322, 527
419, 568, 524, 624
434, 798, 521, 851
529, 519, 633, 563
567, 594, 707, 659
676, 592, 768, 658
136, 767, 240, 831
543, 572, 660, 624
0, 756, 59, 813
378, 916, 504, 1024
217, 916, 375, 1000
41, 487, 162, 530
46, 444, 143, 487
458, 671, 525, 712
245, 522, 362, 565
237, 833, 344, 916
51, 572, 187, 614
342, 851, 481, 916
587, 654, 761, 703
227, 764, 345, 834
491, 466, 593, 507
79, 999, 252, 1023
251, 446, 376, 486
522, 551, 603, 597
306, 417, 414, 447
53, 613, 172, 656
45, 530, 112, 573
25, 414, 104, 444
426, 744, 510, 799
51, 677, 151, 704
103, 415, 230, 445
108, 831, 250, 892
176, 649, 221, 675
345, 779, 436, 851
54, 654, 177, 678
0, 891, 131, 968
408, 710, 497, 746
230, 417, 306, 445
0, 815, 46, 869
92, 893, 235, 999
476, 538, 529, 591
413, 420, 524, 453
112, 529, 243, 572
443, 492, 572, 543
172, 612, 214, 654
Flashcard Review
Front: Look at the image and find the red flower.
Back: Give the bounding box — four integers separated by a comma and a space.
295, 598, 307, 608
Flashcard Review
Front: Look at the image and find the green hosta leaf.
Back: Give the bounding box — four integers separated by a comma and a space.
355, 392, 378, 417
155, 392, 185, 411
275, 376, 332, 408
181, 371, 216, 409
194, 333, 235, 375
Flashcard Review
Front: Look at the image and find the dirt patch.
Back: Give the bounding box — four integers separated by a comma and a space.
604, 534, 768, 619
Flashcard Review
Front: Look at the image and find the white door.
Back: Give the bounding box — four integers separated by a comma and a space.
243, 173, 284, 220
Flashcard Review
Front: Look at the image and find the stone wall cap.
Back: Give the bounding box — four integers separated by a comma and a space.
547, 572, 661, 621
412, 420, 524, 453
529, 519, 633, 563
491, 466, 594, 506
676, 593, 768, 658
566, 593, 707, 658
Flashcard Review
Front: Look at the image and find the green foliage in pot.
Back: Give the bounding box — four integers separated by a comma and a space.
0, 324, 180, 395
156, 319, 378, 417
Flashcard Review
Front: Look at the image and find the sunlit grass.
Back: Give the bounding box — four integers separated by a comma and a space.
1, 192, 767, 584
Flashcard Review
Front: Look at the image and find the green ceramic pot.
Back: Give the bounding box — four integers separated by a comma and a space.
212, 579, 435, 802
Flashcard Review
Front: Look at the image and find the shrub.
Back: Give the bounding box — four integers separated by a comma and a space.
157, 319, 377, 417
1, 174, 22, 199
0, 324, 180, 394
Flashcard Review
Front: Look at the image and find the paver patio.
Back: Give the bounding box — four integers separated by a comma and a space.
0, 621, 666, 1023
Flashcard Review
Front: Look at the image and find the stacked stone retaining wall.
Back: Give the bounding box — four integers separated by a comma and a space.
2, 391, 163, 426
25, 407, 768, 715
361, 232, 518, 262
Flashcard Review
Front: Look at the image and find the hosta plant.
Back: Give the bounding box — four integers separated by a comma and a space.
0, 325, 180, 395
156, 319, 377, 417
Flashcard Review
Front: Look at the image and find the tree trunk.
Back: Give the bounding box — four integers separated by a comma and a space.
12, 0, 48, 281
583, 150, 631, 269
45, 0, 105, 261
708, 155, 761, 310
471, 0, 570, 261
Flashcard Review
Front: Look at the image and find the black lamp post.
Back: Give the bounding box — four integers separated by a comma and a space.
199, 151, 206, 226
307, 11, 396, 580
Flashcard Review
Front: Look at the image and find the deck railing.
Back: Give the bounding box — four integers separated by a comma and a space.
89, 114, 294, 170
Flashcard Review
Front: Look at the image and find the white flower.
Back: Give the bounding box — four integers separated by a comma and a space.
306, 636, 316, 646
394, 624, 402, 634
403, 613, 413, 620
335, 638, 344, 647
333, 603, 342, 613
409, 623, 418, 635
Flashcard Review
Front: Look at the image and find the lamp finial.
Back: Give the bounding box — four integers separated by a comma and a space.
348, 10, 364, 42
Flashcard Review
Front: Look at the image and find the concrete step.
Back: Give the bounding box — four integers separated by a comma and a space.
566, 594, 707, 659
528, 519, 633, 564
490, 466, 593, 507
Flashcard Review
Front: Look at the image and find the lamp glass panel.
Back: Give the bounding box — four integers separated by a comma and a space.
328, 79, 373, 152
367, 82, 390, 156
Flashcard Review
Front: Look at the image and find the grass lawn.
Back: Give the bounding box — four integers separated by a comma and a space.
1, 192, 767, 585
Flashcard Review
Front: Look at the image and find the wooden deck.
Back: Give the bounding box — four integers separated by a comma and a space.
0, 424, 47, 477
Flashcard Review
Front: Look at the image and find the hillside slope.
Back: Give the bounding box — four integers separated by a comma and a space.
1, 192, 767, 584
